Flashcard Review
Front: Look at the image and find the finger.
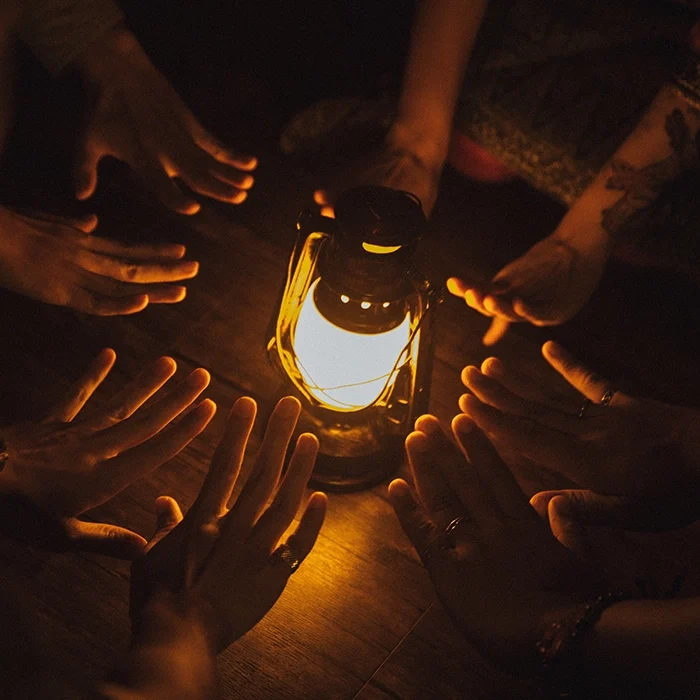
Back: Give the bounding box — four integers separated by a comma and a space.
77, 250, 199, 283
407, 422, 501, 526
460, 365, 571, 431
194, 130, 257, 171
146, 495, 184, 551
542, 342, 627, 406
547, 495, 593, 559
74, 141, 101, 200
464, 287, 492, 316
64, 519, 147, 559
205, 159, 255, 189
219, 397, 302, 539
451, 414, 533, 520
98, 399, 217, 497
190, 396, 257, 522
446, 276, 467, 298
388, 478, 438, 564
16, 211, 98, 233
408, 415, 463, 527
460, 394, 589, 485
82, 356, 178, 431
176, 166, 248, 205
70, 288, 149, 316
84, 237, 187, 261
482, 317, 511, 346
249, 433, 320, 553
80, 273, 188, 304
482, 295, 523, 323
532, 489, 664, 531
278, 491, 327, 567
90, 368, 211, 458
135, 153, 200, 215
479, 357, 576, 412
48, 347, 116, 422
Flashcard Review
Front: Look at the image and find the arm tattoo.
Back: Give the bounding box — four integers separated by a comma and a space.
601, 108, 700, 235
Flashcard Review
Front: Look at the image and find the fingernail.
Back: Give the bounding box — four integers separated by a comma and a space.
453, 414, 474, 434
187, 368, 210, 387
241, 175, 254, 189
276, 396, 301, 419
483, 357, 504, 378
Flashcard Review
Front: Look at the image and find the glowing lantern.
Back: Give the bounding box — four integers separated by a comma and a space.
267, 186, 440, 491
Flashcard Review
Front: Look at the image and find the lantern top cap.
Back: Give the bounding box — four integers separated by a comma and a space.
334, 186, 426, 248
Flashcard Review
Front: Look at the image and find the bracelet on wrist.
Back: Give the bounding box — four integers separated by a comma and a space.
536, 591, 630, 699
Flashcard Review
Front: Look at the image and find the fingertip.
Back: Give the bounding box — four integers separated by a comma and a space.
186, 367, 211, 389
307, 490, 328, 511
313, 189, 329, 205
179, 200, 201, 215
296, 431, 320, 456
98, 347, 117, 365
405, 430, 430, 452
541, 340, 562, 361
196, 398, 218, 418
452, 413, 475, 436
232, 190, 248, 204
275, 395, 302, 420
388, 478, 411, 499
414, 413, 440, 435
481, 357, 504, 378
231, 395, 257, 420
446, 277, 465, 296
458, 393, 469, 414
320, 205, 335, 218
155, 355, 178, 375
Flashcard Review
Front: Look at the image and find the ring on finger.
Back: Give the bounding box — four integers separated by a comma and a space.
599, 388, 618, 407
445, 515, 470, 535
275, 544, 301, 574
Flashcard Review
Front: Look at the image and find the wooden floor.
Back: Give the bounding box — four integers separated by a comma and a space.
2, 5, 700, 698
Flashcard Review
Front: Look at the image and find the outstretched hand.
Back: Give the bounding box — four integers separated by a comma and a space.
447, 231, 608, 345
0, 206, 198, 315
459, 341, 700, 530
0, 349, 215, 558
73, 26, 257, 214
388, 413, 596, 673
131, 396, 327, 652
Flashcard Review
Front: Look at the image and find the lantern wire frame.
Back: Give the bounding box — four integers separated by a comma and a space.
272, 230, 438, 414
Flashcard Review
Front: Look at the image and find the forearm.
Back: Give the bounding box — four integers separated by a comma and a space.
99, 596, 218, 700
556, 80, 700, 253
18, 0, 124, 75
581, 597, 700, 697
391, 0, 489, 165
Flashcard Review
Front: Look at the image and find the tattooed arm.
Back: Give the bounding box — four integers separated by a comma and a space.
447, 82, 700, 343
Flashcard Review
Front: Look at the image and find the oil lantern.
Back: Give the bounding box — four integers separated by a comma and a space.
267, 186, 440, 491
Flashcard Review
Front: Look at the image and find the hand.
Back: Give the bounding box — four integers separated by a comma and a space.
73, 26, 257, 214
314, 122, 444, 218
0, 349, 215, 558
459, 341, 700, 530
131, 396, 327, 652
388, 413, 596, 673
0, 206, 198, 315
447, 229, 608, 345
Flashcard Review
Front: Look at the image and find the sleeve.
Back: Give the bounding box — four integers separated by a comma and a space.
18, 0, 124, 75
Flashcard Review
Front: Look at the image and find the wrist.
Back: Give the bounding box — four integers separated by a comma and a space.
386, 119, 450, 171
73, 24, 144, 84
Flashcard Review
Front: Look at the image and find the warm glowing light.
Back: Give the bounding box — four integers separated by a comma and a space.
340, 295, 350, 304
362, 242, 402, 254
360, 301, 371, 310
292, 280, 411, 410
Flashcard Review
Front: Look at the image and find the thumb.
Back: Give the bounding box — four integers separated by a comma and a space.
74, 141, 101, 200
547, 495, 593, 561
64, 518, 147, 559
482, 316, 510, 346
145, 496, 184, 552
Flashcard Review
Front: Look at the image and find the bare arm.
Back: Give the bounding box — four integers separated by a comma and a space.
390, 0, 490, 168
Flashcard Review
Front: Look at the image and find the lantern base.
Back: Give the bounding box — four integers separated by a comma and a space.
294, 407, 405, 492
309, 440, 404, 492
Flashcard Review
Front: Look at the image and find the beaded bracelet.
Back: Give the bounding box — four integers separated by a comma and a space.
536, 591, 629, 699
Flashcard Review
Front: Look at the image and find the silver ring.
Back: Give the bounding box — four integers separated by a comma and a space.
599, 388, 617, 407
577, 398, 591, 419
276, 544, 300, 574
445, 515, 469, 535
